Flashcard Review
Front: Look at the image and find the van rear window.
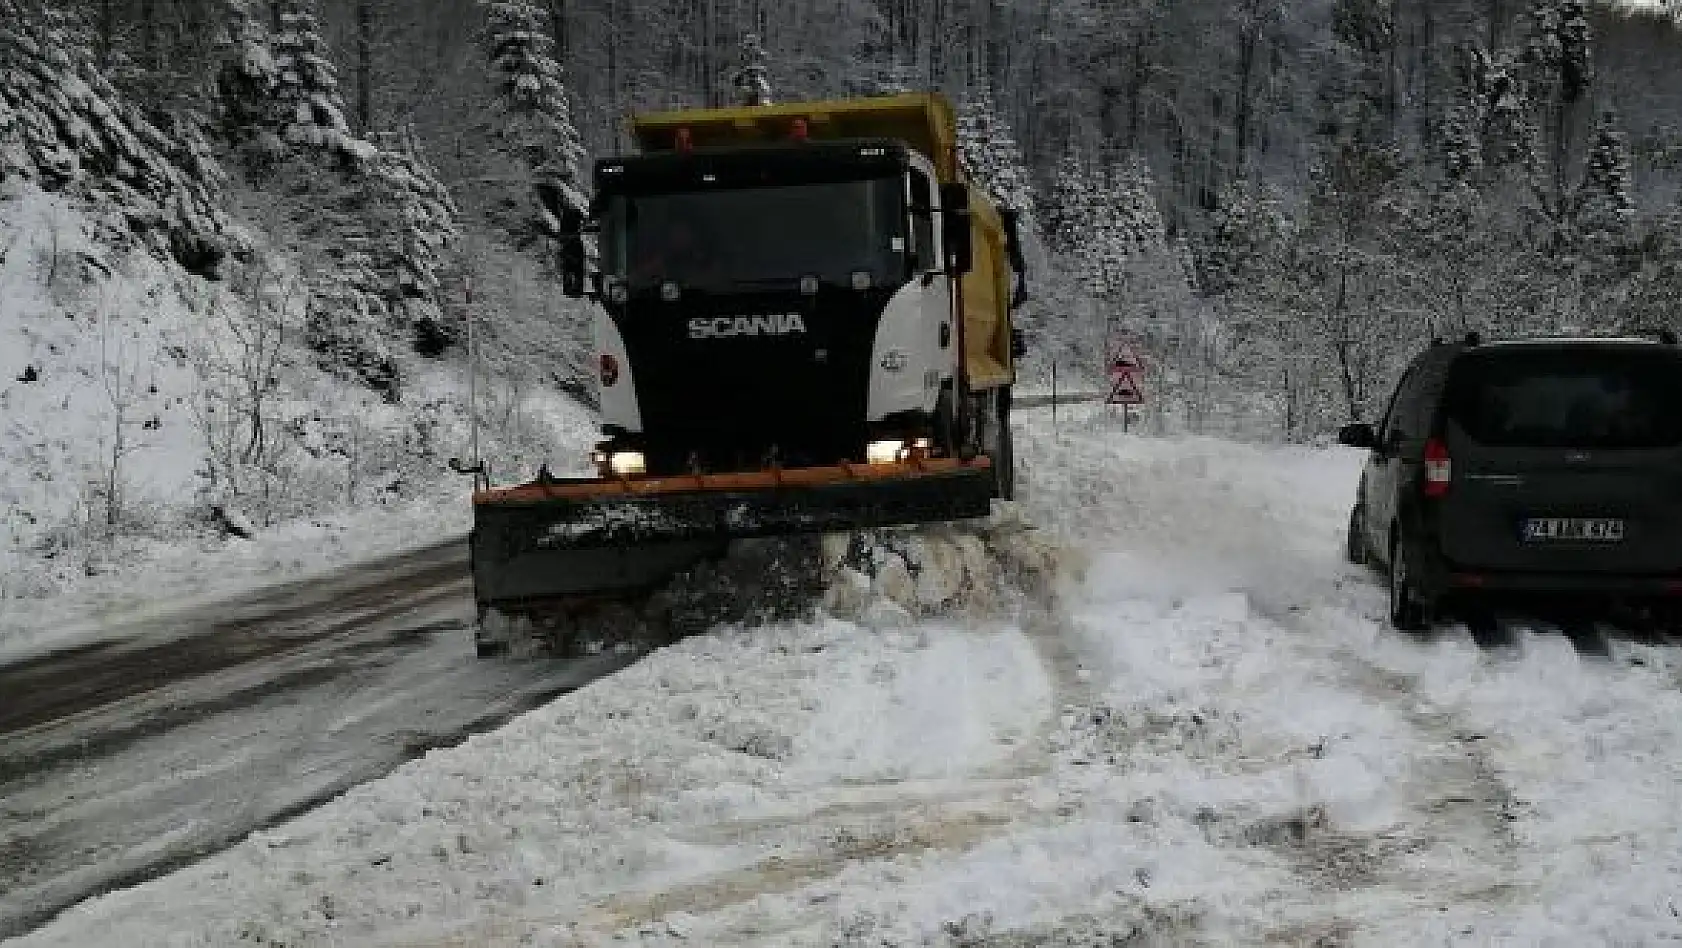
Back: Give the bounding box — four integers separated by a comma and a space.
1443, 347, 1682, 449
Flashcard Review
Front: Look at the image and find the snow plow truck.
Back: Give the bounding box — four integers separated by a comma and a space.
464, 92, 1030, 656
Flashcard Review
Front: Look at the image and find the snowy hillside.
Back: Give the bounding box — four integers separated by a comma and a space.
0, 181, 595, 645
0, 0, 611, 635
20, 407, 1682, 946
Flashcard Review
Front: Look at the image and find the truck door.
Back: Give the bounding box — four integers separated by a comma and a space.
869, 164, 950, 423
907, 167, 952, 388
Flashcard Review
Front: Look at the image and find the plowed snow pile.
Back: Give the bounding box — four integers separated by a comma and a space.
19, 405, 1682, 946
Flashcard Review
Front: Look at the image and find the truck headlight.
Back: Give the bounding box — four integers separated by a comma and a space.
865, 440, 904, 465
598, 451, 646, 476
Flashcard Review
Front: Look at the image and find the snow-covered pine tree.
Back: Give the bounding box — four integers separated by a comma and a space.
481, 0, 588, 217
1440, 47, 1538, 183
1041, 150, 1096, 259
1199, 179, 1291, 298
1575, 110, 1636, 250
283, 129, 460, 396
1036, 148, 1172, 368
207, 0, 460, 393
1084, 155, 1169, 304
956, 90, 1035, 230
1565, 110, 1639, 328
1101, 157, 1168, 255
1040, 150, 1168, 304
1522, 0, 1595, 205
271, 1, 369, 161
732, 33, 774, 107
1558, 1, 1594, 104
0, 0, 232, 274
216, 4, 281, 164
1620, 198, 1682, 335
1524, 0, 1594, 105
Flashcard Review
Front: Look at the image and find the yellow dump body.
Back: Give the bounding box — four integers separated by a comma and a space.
628, 93, 1015, 391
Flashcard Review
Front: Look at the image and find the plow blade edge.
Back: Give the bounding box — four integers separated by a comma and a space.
469, 458, 995, 606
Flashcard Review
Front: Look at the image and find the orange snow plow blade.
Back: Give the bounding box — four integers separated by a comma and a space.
474, 456, 990, 504
469, 457, 995, 606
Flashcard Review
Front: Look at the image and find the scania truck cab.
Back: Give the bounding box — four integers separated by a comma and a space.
465, 93, 1026, 655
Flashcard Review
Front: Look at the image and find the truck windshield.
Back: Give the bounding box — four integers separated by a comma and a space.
597, 177, 904, 292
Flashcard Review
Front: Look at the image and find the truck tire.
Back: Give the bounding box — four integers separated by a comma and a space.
972, 388, 1015, 501
994, 388, 1016, 501
934, 388, 958, 458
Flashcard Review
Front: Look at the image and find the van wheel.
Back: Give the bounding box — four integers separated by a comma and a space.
1345, 504, 1369, 566
1388, 533, 1429, 632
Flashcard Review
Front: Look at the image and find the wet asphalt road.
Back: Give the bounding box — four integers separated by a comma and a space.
0, 540, 635, 939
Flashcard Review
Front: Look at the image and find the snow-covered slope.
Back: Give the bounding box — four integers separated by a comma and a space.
1, 184, 210, 595
0, 181, 595, 655
22, 405, 1682, 946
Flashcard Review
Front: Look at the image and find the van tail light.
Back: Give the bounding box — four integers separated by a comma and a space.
1423, 437, 1452, 498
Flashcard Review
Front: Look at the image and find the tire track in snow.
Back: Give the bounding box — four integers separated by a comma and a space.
586, 804, 1028, 938
1244, 588, 1527, 925
625, 603, 1095, 942
610, 615, 1090, 943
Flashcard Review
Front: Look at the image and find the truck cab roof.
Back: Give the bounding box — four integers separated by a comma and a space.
627, 92, 961, 181
593, 138, 914, 196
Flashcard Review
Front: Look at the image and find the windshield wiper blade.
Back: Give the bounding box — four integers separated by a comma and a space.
730, 277, 806, 289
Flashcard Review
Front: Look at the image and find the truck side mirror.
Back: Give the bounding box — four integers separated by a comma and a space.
556, 205, 588, 299
1011, 328, 1028, 359
940, 182, 972, 276
1000, 207, 1030, 309
535, 182, 567, 222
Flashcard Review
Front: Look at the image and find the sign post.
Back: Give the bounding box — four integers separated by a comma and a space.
1107, 342, 1146, 432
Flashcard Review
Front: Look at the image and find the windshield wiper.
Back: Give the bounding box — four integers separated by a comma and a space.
729, 277, 807, 289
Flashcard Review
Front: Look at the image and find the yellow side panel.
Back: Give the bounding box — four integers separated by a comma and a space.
962, 190, 1013, 390
630, 93, 959, 179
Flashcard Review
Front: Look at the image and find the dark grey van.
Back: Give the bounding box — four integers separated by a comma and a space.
1340, 333, 1682, 631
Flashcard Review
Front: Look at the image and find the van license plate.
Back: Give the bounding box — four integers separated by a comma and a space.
1523, 518, 1625, 542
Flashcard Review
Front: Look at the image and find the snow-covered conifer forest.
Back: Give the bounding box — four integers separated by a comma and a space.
3, 0, 1681, 599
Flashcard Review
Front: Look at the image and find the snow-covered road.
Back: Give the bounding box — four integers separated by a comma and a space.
13, 406, 1682, 945
0, 542, 639, 939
